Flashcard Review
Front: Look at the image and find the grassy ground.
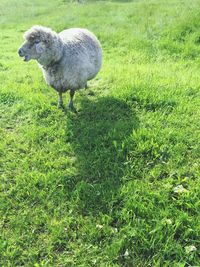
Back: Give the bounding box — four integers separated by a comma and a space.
1, 0, 200, 266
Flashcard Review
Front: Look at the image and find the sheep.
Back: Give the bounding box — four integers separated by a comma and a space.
18, 25, 102, 109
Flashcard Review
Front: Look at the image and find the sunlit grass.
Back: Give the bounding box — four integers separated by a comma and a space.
0, 0, 200, 266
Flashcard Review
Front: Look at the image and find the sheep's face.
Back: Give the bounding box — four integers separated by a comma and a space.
19, 26, 63, 67
18, 40, 46, 62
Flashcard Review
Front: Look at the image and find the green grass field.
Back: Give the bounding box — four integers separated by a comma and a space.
1, 0, 200, 266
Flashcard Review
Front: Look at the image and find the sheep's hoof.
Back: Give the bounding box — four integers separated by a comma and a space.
68, 103, 77, 113
57, 103, 64, 109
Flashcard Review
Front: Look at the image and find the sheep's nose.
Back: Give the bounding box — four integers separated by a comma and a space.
18, 48, 24, 57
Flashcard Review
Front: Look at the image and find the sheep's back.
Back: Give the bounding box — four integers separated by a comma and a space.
59, 28, 102, 81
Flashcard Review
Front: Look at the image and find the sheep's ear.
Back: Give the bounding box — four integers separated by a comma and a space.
35, 43, 45, 54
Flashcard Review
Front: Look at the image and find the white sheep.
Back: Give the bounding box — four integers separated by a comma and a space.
18, 25, 102, 109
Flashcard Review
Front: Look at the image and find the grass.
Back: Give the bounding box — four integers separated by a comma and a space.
0, 0, 200, 266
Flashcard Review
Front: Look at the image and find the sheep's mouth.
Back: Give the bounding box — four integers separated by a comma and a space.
23, 55, 31, 62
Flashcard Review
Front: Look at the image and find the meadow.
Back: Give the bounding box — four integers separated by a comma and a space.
0, 0, 200, 266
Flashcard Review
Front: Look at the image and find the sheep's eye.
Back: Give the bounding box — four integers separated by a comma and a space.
35, 40, 40, 44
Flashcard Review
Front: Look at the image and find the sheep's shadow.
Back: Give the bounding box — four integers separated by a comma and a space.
65, 96, 139, 215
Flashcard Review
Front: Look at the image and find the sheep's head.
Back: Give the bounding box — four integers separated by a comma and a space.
18, 25, 61, 66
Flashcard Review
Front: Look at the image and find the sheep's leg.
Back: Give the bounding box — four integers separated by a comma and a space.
68, 89, 75, 109
57, 92, 63, 108
85, 82, 88, 89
